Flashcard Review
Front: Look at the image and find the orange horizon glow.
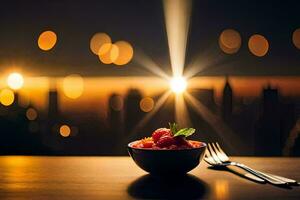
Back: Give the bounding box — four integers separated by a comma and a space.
0, 76, 300, 119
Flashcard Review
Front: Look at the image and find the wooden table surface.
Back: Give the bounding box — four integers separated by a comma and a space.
0, 156, 299, 200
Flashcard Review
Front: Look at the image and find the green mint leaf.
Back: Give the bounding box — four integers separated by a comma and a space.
173, 128, 195, 138
169, 122, 178, 135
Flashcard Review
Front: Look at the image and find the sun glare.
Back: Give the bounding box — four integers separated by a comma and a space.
129, 91, 171, 138
175, 93, 191, 127
163, 0, 192, 77
170, 77, 187, 94
7, 72, 24, 90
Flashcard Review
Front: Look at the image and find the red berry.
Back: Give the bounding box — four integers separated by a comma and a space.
156, 135, 175, 148
152, 128, 171, 143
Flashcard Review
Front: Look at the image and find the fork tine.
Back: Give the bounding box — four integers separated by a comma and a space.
212, 143, 227, 162
204, 147, 218, 166
204, 156, 215, 165
204, 148, 216, 163
204, 148, 213, 161
216, 142, 229, 160
207, 143, 222, 164
205, 146, 212, 157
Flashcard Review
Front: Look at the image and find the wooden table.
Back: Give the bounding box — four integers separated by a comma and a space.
0, 156, 299, 199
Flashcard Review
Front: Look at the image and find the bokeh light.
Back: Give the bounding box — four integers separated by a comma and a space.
59, 125, 71, 137
98, 43, 119, 64
38, 30, 57, 51
90, 33, 111, 55
248, 34, 269, 57
110, 94, 123, 111
26, 108, 38, 121
219, 29, 241, 54
113, 41, 134, 65
140, 97, 154, 112
62, 74, 84, 99
7, 73, 24, 90
292, 28, 300, 49
170, 77, 187, 94
98, 42, 112, 56
0, 88, 15, 106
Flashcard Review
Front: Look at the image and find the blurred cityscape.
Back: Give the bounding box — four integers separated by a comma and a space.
1, 76, 300, 156
0, 0, 299, 158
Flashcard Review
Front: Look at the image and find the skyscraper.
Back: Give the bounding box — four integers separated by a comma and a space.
48, 90, 59, 120
255, 85, 281, 156
222, 76, 233, 123
45, 89, 62, 151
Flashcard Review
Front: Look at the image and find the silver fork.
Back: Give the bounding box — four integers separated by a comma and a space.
205, 142, 298, 185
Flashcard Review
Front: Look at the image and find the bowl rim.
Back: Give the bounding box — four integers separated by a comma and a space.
128, 140, 207, 151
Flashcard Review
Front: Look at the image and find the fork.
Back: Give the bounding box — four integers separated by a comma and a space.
205, 142, 298, 185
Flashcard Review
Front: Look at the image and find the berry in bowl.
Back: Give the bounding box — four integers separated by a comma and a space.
128, 123, 206, 175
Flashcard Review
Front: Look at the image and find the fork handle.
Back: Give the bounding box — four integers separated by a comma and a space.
267, 174, 298, 184
232, 162, 288, 185
238, 164, 297, 184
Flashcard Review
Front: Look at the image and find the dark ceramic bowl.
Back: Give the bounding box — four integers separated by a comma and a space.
128, 141, 206, 175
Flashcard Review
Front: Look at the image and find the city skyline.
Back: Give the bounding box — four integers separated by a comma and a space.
1, 75, 300, 114
1, 75, 300, 156
0, 0, 299, 157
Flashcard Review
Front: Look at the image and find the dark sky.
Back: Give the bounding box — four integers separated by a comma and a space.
0, 0, 299, 76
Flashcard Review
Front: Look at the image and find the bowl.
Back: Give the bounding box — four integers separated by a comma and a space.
128, 140, 206, 175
